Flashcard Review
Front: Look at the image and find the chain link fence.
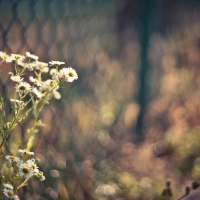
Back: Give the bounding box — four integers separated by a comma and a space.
0, 1, 140, 199
0, 0, 116, 59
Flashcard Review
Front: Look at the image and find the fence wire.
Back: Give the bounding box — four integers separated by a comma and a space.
0, 0, 115, 60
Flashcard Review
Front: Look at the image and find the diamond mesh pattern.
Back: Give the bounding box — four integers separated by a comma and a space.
0, 1, 147, 199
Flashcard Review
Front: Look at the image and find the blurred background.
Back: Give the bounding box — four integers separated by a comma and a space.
1, 0, 200, 199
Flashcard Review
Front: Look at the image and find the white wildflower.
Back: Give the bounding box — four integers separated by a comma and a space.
39, 80, 60, 100
18, 162, 33, 178
15, 82, 31, 94
26, 52, 39, 60
5, 155, 20, 163
49, 60, 65, 66
11, 54, 25, 62
29, 76, 42, 87
27, 159, 39, 173
58, 67, 78, 82
58, 68, 69, 81
18, 149, 34, 156
3, 183, 14, 190
67, 67, 78, 82
45, 79, 59, 89
39, 84, 50, 95
10, 75, 23, 83
34, 61, 49, 73
2, 187, 15, 199
0, 51, 13, 63
32, 87, 42, 99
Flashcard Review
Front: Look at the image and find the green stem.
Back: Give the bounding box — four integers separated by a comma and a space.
14, 178, 22, 194
0, 104, 22, 149
16, 175, 33, 190
19, 83, 60, 122
0, 82, 60, 150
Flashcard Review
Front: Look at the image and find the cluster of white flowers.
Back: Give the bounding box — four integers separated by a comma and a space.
5, 149, 45, 180
3, 149, 45, 199
0, 51, 78, 199
0, 51, 78, 103
49, 63, 78, 83
2, 184, 19, 200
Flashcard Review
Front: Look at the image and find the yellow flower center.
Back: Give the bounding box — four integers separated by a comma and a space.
7, 191, 13, 196
24, 149, 30, 152
15, 55, 21, 59
22, 167, 30, 174
50, 81, 56, 87
3, 55, 8, 60
9, 156, 15, 160
69, 72, 74, 77
39, 65, 44, 70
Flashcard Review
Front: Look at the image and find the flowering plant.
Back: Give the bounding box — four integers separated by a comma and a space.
0, 51, 78, 199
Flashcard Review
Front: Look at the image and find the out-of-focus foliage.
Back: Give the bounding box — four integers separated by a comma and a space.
2, 0, 200, 199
